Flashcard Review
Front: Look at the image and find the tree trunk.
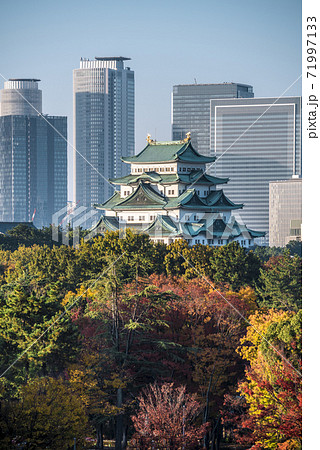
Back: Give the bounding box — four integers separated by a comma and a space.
96, 423, 104, 449
115, 387, 123, 450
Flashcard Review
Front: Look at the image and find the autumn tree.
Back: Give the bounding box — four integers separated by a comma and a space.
0, 377, 89, 449
67, 267, 180, 449
224, 309, 302, 449
149, 275, 258, 449
130, 382, 209, 449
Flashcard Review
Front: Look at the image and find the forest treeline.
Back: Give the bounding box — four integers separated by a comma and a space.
0, 226, 302, 449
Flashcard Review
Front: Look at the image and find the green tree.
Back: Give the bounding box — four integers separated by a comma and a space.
0, 275, 79, 390
210, 242, 261, 290
256, 251, 302, 310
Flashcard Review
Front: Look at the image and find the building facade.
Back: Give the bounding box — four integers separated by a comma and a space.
0, 80, 67, 228
73, 57, 135, 209
0, 79, 42, 116
210, 96, 302, 244
172, 83, 254, 158
92, 135, 264, 247
269, 177, 302, 247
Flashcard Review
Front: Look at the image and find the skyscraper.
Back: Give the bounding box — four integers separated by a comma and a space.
172, 83, 254, 157
0, 79, 67, 228
73, 57, 135, 209
0, 79, 42, 116
210, 96, 302, 244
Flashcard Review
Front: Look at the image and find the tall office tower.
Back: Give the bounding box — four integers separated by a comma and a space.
269, 177, 302, 247
172, 83, 254, 157
0, 80, 67, 228
73, 57, 135, 209
0, 79, 42, 116
210, 97, 302, 244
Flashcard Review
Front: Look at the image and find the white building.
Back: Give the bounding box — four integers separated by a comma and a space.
73, 56, 134, 209
92, 135, 265, 247
269, 177, 302, 247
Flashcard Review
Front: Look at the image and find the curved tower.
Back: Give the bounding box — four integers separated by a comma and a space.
0, 78, 42, 116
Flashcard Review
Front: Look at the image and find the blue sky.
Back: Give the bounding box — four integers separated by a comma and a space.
0, 0, 302, 200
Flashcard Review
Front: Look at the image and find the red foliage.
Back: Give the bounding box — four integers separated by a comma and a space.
130, 382, 209, 449
222, 363, 302, 448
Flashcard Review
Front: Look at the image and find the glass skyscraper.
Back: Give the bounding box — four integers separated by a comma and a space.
0, 79, 67, 228
73, 57, 134, 208
210, 97, 302, 244
172, 83, 254, 157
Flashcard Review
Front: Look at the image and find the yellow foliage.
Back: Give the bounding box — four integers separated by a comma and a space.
237, 309, 291, 368
5, 377, 89, 449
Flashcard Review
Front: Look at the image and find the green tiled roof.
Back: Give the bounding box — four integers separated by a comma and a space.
109, 172, 163, 185
205, 190, 243, 210
94, 191, 121, 210
94, 184, 242, 213
113, 182, 167, 210
144, 215, 181, 237
88, 213, 265, 241
166, 189, 210, 210
109, 170, 228, 186
90, 215, 120, 233
122, 141, 215, 164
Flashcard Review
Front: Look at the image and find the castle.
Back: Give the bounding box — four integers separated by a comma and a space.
92, 134, 265, 247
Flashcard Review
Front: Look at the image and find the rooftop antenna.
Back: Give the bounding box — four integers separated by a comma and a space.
194, 78, 197, 84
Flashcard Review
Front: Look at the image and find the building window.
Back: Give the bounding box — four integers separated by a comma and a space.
194, 214, 198, 220
171, 167, 174, 171
139, 216, 145, 221
166, 167, 170, 172
183, 167, 186, 172
128, 216, 134, 221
